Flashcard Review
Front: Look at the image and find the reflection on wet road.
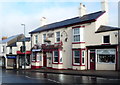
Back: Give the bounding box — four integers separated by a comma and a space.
1, 69, 120, 84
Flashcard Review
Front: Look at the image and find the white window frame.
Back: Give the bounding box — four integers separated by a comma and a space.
56, 32, 60, 43
97, 49, 116, 64
102, 35, 110, 44
82, 50, 85, 65
53, 51, 59, 63
73, 28, 80, 42
60, 51, 62, 63
35, 35, 38, 44
73, 50, 80, 65
43, 34, 46, 44
9, 47, 12, 54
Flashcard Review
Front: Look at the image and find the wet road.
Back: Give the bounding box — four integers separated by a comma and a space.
1, 68, 120, 85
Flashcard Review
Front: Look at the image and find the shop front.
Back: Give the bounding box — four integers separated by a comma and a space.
31, 45, 42, 69
6, 55, 17, 69
41, 43, 63, 69
17, 51, 31, 69
87, 45, 117, 70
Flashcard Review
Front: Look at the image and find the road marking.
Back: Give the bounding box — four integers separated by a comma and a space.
47, 79, 60, 83
25, 75, 45, 80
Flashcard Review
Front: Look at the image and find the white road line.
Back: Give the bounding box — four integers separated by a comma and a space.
47, 79, 60, 83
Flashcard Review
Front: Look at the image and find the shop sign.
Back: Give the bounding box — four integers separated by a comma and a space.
7, 56, 16, 59
32, 49, 41, 52
47, 33, 54, 38
97, 49, 116, 55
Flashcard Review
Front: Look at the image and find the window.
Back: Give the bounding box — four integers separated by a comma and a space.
73, 28, 80, 42
98, 54, 115, 63
2, 46, 5, 53
43, 34, 46, 43
53, 51, 59, 63
35, 35, 38, 44
56, 32, 60, 42
73, 50, 80, 65
97, 49, 115, 63
103, 35, 110, 43
60, 51, 62, 63
9, 47, 12, 54
82, 50, 85, 65
32, 52, 36, 61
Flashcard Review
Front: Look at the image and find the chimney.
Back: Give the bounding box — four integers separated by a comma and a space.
79, 3, 86, 17
101, 0, 109, 25
101, 0, 108, 12
40, 17, 47, 27
2, 37, 7, 40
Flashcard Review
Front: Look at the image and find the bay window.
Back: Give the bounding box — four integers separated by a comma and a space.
56, 32, 60, 42
32, 52, 36, 61
53, 50, 62, 64
82, 50, 85, 65
73, 28, 80, 42
53, 51, 59, 63
73, 50, 80, 65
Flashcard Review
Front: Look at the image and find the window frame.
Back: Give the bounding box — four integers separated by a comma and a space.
56, 32, 60, 43
52, 50, 63, 64
35, 35, 38, 44
73, 50, 80, 65
53, 50, 59, 63
103, 35, 110, 44
43, 34, 46, 44
82, 50, 85, 65
73, 28, 80, 42
97, 49, 116, 64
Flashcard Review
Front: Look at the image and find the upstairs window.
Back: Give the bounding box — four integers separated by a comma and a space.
73, 28, 80, 42
43, 34, 46, 44
35, 35, 38, 44
56, 32, 60, 42
103, 35, 110, 43
9, 47, 12, 54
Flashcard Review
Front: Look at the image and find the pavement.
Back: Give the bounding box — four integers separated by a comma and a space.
26, 68, 120, 79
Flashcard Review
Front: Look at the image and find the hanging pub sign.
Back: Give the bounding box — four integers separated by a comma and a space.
32, 45, 41, 52
47, 33, 54, 38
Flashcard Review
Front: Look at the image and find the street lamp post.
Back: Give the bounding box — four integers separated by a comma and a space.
21, 24, 26, 70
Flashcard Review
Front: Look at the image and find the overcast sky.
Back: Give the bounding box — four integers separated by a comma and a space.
0, 0, 119, 38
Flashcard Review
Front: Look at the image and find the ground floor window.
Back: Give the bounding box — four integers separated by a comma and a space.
32, 52, 36, 61
53, 51, 59, 63
53, 50, 62, 64
82, 50, 85, 65
72, 49, 85, 65
73, 50, 80, 65
97, 49, 116, 64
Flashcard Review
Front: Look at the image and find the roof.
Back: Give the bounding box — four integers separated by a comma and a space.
30, 11, 105, 34
1, 34, 23, 43
95, 25, 120, 33
7, 42, 17, 47
18, 37, 30, 42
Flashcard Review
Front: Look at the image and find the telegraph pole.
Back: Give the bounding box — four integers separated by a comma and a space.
21, 24, 26, 70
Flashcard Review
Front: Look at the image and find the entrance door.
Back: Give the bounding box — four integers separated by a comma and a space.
43, 52, 47, 67
90, 50, 95, 70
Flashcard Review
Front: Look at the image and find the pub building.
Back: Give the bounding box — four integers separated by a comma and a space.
29, 0, 120, 70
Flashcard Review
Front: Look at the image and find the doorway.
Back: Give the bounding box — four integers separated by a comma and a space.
90, 50, 95, 70
43, 52, 47, 67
